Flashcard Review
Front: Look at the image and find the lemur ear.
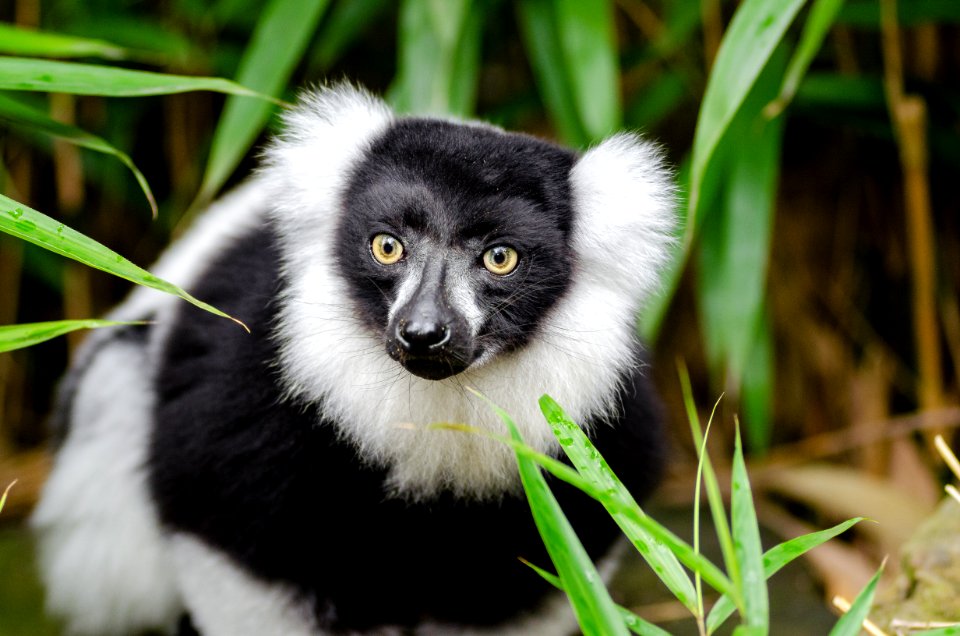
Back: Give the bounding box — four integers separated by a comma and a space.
262, 84, 394, 262
568, 133, 677, 308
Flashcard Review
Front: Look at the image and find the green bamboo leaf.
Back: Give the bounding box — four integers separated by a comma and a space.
194, 0, 330, 207
0, 319, 144, 353
730, 423, 768, 631
522, 559, 671, 636
433, 414, 736, 599
707, 517, 865, 633
697, 47, 785, 451
391, 0, 479, 116
539, 395, 698, 614
687, 0, 805, 241
0, 57, 279, 100
0, 194, 247, 330
766, 0, 847, 118
698, 107, 783, 377
827, 563, 883, 636
516, 0, 589, 145
0, 92, 157, 216
554, 0, 621, 140
469, 391, 628, 636
0, 24, 128, 60
741, 314, 774, 452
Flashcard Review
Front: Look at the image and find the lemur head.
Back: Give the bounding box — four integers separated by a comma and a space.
262, 85, 674, 497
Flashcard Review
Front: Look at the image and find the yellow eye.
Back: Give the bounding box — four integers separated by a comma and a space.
482, 246, 519, 276
371, 233, 404, 265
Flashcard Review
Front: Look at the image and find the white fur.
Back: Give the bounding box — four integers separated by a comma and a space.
170, 534, 318, 636
263, 87, 677, 499
30, 182, 270, 635
30, 340, 182, 635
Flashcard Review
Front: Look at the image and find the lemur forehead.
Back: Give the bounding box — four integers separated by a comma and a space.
346, 117, 579, 240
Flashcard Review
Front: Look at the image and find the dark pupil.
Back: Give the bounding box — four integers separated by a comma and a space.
382, 239, 394, 255
493, 249, 506, 265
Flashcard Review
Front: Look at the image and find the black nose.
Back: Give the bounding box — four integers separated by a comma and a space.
397, 318, 450, 353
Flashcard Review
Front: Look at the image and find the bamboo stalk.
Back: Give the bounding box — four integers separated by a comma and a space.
879, 0, 945, 441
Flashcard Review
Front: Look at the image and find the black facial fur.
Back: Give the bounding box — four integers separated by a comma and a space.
337, 119, 577, 377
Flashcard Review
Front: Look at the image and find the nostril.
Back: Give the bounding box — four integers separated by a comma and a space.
398, 321, 449, 351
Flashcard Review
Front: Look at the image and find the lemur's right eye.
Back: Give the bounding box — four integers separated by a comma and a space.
371, 233, 404, 265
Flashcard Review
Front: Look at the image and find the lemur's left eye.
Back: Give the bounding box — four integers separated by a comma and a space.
371, 233, 404, 265
482, 246, 519, 276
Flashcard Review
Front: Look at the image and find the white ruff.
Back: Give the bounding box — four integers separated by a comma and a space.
263, 86, 677, 499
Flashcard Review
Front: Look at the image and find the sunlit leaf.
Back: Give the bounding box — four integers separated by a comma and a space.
688, 0, 805, 240
827, 564, 883, 636
516, 0, 589, 145
766, 0, 847, 118
730, 423, 768, 630
194, 0, 330, 206
0, 57, 277, 100
0, 319, 144, 353
554, 0, 620, 140
539, 395, 698, 613
707, 517, 865, 633
523, 560, 672, 636
0, 194, 246, 330
470, 391, 628, 636
391, 0, 480, 116
0, 92, 156, 215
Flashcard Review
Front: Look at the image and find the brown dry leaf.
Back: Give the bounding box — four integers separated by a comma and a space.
760, 463, 934, 557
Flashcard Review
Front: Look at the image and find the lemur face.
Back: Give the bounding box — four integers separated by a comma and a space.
337, 119, 577, 380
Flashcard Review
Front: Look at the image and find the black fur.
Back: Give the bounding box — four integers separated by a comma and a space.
149, 221, 665, 632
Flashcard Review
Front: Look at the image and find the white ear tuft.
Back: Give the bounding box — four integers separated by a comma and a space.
568, 133, 677, 314
261, 83, 394, 267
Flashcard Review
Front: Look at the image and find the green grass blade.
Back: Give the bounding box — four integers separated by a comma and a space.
0, 92, 156, 215
0, 319, 144, 353
539, 395, 698, 613
195, 0, 330, 206
0, 57, 278, 100
516, 0, 589, 145
554, 0, 620, 140
730, 422, 768, 631
470, 392, 628, 636
522, 560, 671, 636
679, 365, 741, 612
0, 24, 128, 60
837, 0, 960, 26
434, 418, 736, 599
687, 0, 805, 241
0, 194, 247, 330
827, 563, 883, 636
707, 517, 865, 633
765, 0, 847, 118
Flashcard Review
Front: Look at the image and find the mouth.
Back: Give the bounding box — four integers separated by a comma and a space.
385, 340, 471, 380
398, 356, 469, 381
